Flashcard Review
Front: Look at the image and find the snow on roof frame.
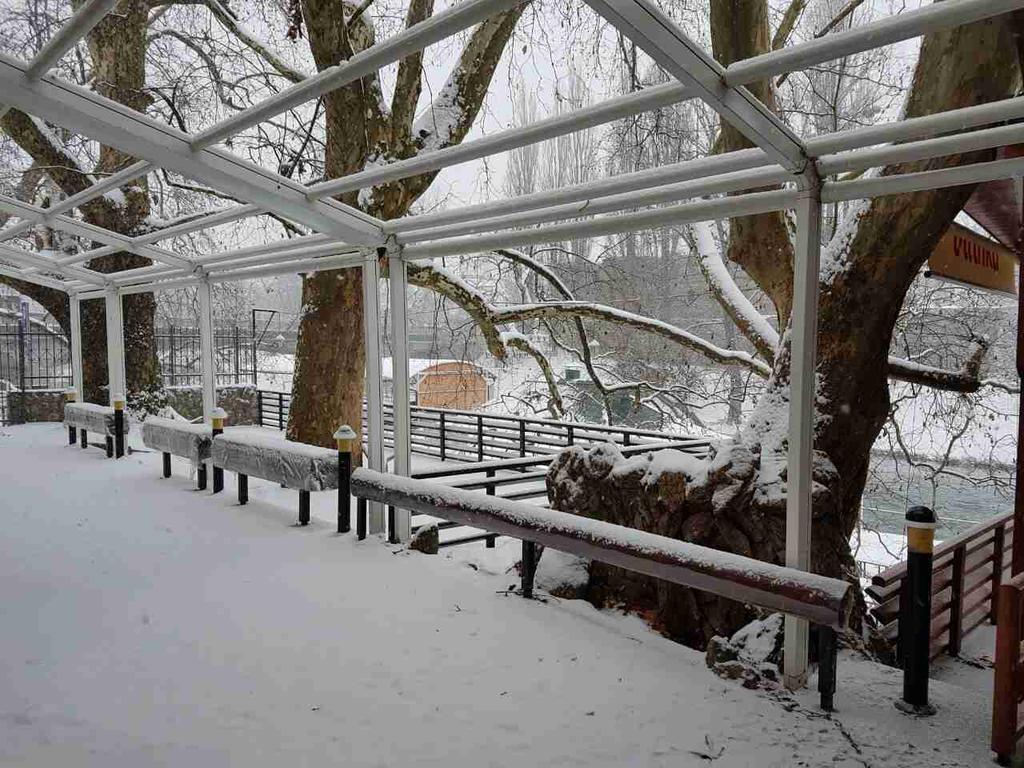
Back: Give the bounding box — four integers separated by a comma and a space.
0, 0, 1016, 296
2, 0, 1024, 690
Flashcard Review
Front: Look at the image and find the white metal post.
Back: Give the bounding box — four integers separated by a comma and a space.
69, 293, 84, 399
362, 250, 386, 534
388, 245, 412, 543
783, 180, 823, 690
197, 277, 216, 421
103, 285, 125, 406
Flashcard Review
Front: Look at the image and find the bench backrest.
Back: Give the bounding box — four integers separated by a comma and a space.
212, 431, 338, 491
142, 416, 212, 464
64, 402, 130, 436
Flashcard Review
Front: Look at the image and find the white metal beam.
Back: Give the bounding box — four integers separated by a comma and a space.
192, 0, 522, 150
783, 178, 823, 690
401, 189, 799, 258
309, 82, 693, 199
197, 278, 217, 421
0, 261, 70, 291
388, 149, 771, 234
0, 53, 384, 246
104, 285, 126, 406
388, 245, 412, 544
583, 0, 807, 171
726, 0, 1024, 88
362, 250, 386, 535
69, 292, 84, 396
0, 243, 108, 285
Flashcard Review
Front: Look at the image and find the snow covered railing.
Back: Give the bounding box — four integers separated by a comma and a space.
351, 468, 852, 709
141, 416, 213, 490
64, 402, 129, 458
211, 431, 342, 526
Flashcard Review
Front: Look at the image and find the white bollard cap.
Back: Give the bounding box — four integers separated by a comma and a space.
334, 425, 357, 442
211, 407, 228, 420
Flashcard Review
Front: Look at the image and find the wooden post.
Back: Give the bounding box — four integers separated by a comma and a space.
948, 546, 966, 656
64, 388, 77, 445
237, 473, 248, 505
992, 523, 1006, 622
439, 412, 447, 461
162, 452, 171, 478
1014, 260, 1024, 576
521, 540, 537, 599
992, 577, 1023, 765
299, 490, 310, 526
477, 414, 484, 461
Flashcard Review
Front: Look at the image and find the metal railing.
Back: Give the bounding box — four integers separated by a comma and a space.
256, 389, 712, 462
992, 570, 1024, 765
866, 511, 1013, 659
351, 467, 851, 711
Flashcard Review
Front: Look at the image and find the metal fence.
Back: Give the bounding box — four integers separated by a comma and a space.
156, 326, 255, 387
0, 324, 73, 424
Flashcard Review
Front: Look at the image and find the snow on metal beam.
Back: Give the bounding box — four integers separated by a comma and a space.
0, 243, 107, 285
0, 53, 384, 246
726, 0, 1024, 88
0, 193, 193, 270
583, 0, 807, 171
0, 261, 71, 292
309, 81, 694, 200
191, 0, 522, 150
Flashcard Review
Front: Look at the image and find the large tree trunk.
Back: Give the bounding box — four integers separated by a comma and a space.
288, 2, 524, 448
549, 7, 1021, 646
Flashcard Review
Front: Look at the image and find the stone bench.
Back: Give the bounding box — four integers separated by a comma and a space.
64, 402, 130, 458
211, 431, 341, 525
141, 416, 213, 489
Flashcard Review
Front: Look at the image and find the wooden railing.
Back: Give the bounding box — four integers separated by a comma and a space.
866, 511, 1013, 659
992, 571, 1024, 765
351, 467, 852, 711
256, 389, 712, 463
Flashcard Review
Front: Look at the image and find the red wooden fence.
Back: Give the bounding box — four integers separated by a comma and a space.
992, 571, 1024, 765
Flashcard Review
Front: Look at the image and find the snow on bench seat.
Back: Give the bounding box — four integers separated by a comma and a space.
141, 417, 212, 465
211, 431, 339, 491
64, 402, 130, 436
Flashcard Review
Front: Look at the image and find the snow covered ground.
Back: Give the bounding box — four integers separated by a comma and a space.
0, 423, 997, 767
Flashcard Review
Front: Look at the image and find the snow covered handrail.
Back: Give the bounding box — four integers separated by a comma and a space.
350, 468, 854, 629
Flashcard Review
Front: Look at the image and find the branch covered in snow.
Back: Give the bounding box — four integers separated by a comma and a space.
690, 221, 778, 361
886, 340, 1018, 394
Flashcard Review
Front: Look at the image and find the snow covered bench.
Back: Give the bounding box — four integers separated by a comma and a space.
64, 402, 130, 458
211, 431, 341, 525
141, 416, 213, 490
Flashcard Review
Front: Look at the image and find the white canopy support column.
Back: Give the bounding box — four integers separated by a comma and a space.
388, 243, 412, 544
69, 292, 84, 399
362, 249, 386, 535
103, 285, 126, 406
197, 278, 217, 421
783, 179, 823, 690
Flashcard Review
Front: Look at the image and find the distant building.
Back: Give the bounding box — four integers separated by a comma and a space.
381, 358, 495, 410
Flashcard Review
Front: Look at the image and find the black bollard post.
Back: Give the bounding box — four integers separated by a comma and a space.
357, 497, 367, 541
818, 626, 838, 712
521, 541, 537, 598
211, 408, 226, 493
298, 490, 310, 526
113, 395, 125, 459
105, 436, 113, 458
334, 425, 355, 534
162, 452, 171, 478
65, 389, 77, 445
897, 505, 938, 716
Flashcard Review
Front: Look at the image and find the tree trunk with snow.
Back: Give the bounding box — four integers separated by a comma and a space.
548, 8, 1022, 645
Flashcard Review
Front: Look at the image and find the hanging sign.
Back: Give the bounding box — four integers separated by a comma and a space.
927, 223, 1017, 295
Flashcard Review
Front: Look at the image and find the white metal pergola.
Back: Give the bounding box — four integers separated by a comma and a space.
2, 0, 1023, 688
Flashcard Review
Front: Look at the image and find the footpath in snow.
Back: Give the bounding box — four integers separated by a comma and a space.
0, 423, 996, 767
